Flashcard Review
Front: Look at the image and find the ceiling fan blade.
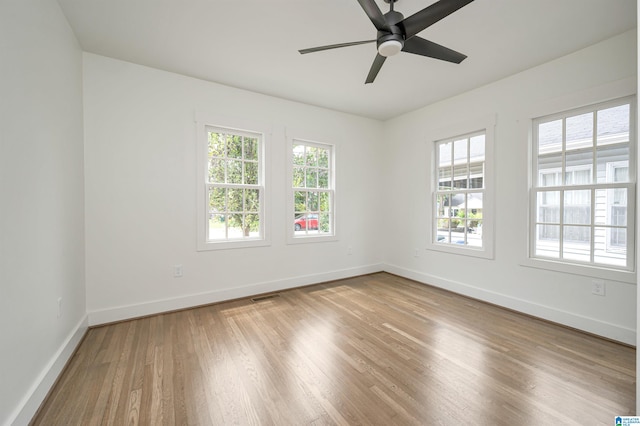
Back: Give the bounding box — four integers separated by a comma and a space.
402, 36, 467, 63
356, 0, 387, 31
400, 0, 474, 39
365, 54, 387, 84
299, 40, 376, 55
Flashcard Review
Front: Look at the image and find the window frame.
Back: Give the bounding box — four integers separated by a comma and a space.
196, 119, 270, 251
286, 136, 337, 244
528, 96, 636, 274
427, 115, 496, 259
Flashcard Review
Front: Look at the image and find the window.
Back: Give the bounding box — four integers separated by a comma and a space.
531, 97, 635, 270
290, 140, 335, 240
434, 131, 486, 250
198, 125, 266, 249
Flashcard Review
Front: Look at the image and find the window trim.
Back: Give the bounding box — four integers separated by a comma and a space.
196, 116, 271, 251
286, 135, 337, 245
426, 114, 496, 259
525, 95, 636, 279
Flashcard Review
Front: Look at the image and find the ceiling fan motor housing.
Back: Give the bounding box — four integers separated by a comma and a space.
377, 11, 405, 57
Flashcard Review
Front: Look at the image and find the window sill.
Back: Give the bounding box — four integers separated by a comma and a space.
426, 242, 494, 260
520, 257, 636, 284
197, 239, 271, 251
287, 234, 338, 245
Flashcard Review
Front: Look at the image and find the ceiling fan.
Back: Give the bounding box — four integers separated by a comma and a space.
299, 0, 474, 84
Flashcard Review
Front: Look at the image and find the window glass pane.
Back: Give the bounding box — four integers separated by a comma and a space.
293, 167, 305, 188
563, 226, 590, 261
245, 189, 259, 212
318, 169, 329, 189
439, 141, 452, 166
306, 146, 318, 166
536, 224, 560, 258
564, 153, 592, 185
438, 166, 452, 190
453, 164, 468, 189
208, 158, 225, 183
244, 161, 258, 185
537, 191, 560, 223
319, 192, 330, 212
469, 162, 484, 189
209, 187, 226, 213
537, 154, 562, 186
208, 132, 225, 157
244, 137, 258, 161
566, 112, 593, 150
227, 134, 243, 159
244, 214, 260, 237
564, 190, 591, 225
318, 148, 329, 168
227, 216, 245, 239
597, 104, 630, 146
594, 226, 626, 266
228, 189, 243, 213
469, 135, 485, 160
294, 191, 306, 213
467, 193, 483, 224
467, 221, 482, 248
306, 169, 318, 188
208, 214, 226, 240
436, 194, 448, 218
228, 160, 242, 184
596, 145, 629, 183
595, 188, 627, 226
538, 120, 562, 154
453, 139, 467, 163
307, 192, 319, 211
293, 144, 305, 166
319, 212, 331, 234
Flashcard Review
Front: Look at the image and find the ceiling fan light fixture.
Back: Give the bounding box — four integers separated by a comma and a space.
378, 39, 403, 57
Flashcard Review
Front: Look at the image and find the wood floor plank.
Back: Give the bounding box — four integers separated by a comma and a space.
31, 273, 635, 425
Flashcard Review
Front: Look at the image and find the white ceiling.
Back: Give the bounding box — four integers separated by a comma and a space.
57, 0, 636, 121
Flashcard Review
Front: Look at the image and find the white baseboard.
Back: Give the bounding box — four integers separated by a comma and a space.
8, 315, 88, 426
383, 263, 636, 346
88, 263, 385, 326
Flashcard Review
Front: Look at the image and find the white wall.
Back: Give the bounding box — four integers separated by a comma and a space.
0, 1, 87, 425
383, 30, 637, 345
82, 54, 384, 324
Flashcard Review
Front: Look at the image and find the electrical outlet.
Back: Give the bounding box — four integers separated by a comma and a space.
174, 264, 183, 278
591, 279, 605, 296
414, 248, 419, 257
348, 246, 353, 255
57, 297, 62, 318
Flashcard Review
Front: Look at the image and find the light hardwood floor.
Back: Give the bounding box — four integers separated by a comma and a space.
33, 273, 635, 425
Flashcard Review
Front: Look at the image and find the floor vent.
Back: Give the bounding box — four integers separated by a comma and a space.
251, 294, 280, 302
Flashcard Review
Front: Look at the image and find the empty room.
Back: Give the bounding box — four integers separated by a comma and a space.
1, 0, 638, 424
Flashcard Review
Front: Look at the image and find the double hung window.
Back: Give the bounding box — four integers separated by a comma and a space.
290, 140, 335, 240
199, 125, 265, 249
531, 97, 635, 270
434, 131, 487, 249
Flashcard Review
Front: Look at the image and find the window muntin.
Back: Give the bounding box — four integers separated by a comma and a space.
434, 131, 486, 248
206, 127, 264, 242
292, 141, 334, 238
531, 98, 634, 270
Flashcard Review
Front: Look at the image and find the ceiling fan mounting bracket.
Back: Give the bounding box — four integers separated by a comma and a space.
383, 0, 398, 4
